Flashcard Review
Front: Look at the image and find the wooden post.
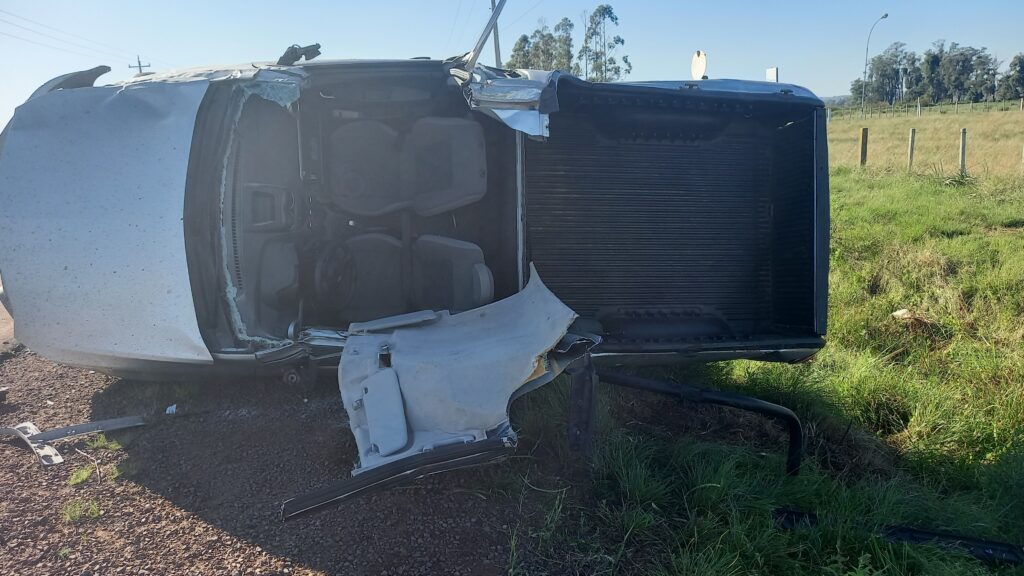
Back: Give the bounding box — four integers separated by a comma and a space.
959, 128, 967, 173
917, 97, 922, 117
907, 128, 916, 171
955, 101, 959, 114
859, 127, 869, 167
1020, 97, 1023, 112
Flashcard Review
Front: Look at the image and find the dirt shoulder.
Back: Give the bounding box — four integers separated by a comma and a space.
0, 351, 524, 575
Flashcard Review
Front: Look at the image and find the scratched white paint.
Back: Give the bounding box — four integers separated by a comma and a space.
0, 79, 213, 369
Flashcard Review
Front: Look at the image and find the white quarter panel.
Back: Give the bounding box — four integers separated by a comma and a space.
0, 80, 213, 368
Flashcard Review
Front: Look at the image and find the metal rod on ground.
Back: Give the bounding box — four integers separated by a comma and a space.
907, 128, 916, 171
859, 127, 869, 167
959, 128, 967, 174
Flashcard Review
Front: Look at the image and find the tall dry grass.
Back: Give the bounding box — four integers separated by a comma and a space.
828, 108, 1024, 176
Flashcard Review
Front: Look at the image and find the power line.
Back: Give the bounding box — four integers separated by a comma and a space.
0, 17, 126, 60
0, 8, 131, 57
0, 8, 172, 68
445, 0, 464, 50
501, 0, 545, 32
0, 29, 109, 61
456, 0, 480, 48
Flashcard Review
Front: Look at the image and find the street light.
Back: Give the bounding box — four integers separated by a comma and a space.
861, 13, 888, 117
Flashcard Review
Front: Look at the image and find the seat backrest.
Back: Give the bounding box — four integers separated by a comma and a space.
401, 117, 487, 217
338, 233, 406, 322
329, 121, 407, 216
412, 235, 493, 313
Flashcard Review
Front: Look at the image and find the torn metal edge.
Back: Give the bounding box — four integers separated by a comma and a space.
216, 72, 306, 349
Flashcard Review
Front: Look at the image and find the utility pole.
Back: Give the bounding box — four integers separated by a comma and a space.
129, 55, 150, 75
490, 0, 502, 67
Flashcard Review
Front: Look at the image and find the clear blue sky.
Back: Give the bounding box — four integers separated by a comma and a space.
2, 0, 1022, 125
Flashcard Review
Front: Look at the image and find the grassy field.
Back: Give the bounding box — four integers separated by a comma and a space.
508, 168, 1024, 575
828, 108, 1024, 175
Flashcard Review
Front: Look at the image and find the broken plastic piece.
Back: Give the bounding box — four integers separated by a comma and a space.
340, 265, 579, 474
281, 427, 516, 520
1, 415, 145, 466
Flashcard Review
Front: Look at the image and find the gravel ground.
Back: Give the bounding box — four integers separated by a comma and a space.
0, 349, 528, 575
0, 344, 881, 575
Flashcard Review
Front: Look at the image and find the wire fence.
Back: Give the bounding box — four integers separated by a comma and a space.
827, 98, 1024, 122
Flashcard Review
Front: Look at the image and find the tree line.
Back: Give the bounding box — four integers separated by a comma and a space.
505, 4, 632, 82
851, 41, 1024, 105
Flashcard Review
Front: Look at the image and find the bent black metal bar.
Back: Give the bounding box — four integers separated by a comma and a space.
596, 370, 804, 475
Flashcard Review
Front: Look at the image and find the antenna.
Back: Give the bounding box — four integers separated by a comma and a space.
691, 50, 708, 80
129, 55, 151, 75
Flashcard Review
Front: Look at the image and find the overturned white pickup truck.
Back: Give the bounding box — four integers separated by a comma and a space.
0, 11, 828, 516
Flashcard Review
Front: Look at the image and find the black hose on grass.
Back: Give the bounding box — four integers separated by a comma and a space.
596, 370, 804, 476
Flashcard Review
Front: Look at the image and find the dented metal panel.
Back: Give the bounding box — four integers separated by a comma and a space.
0, 79, 213, 369
339, 266, 578, 473
462, 72, 558, 137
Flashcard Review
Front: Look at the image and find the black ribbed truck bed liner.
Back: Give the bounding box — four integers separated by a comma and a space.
523, 83, 828, 355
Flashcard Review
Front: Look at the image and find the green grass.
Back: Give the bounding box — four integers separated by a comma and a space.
827, 108, 1024, 175
67, 466, 94, 486
61, 499, 101, 524
108, 461, 134, 481
84, 433, 122, 452
509, 168, 1024, 575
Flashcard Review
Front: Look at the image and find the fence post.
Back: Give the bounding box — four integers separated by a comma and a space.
907, 128, 916, 171
1020, 97, 1023, 112
959, 128, 967, 173
955, 101, 959, 114
859, 127, 869, 167
917, 98, 922, 117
